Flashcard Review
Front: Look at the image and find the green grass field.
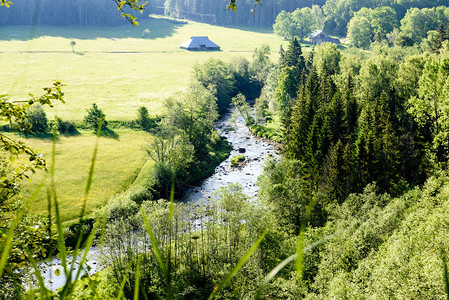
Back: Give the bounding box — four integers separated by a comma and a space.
0, 17, 289, 222
8, 130, 152, 222
0, 17, 287, 121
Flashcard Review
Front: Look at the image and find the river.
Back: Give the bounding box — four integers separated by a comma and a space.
39, 108, 278, 291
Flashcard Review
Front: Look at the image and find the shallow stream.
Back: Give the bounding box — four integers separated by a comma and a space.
39, 108, 278, 291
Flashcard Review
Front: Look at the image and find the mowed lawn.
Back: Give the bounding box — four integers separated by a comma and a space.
0, 17, 286, 121
9, 130, 152, 223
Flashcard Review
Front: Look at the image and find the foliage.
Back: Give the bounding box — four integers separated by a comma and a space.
26, 104, 49, 133
0, 0, 147, 26
231, 93, 254, 125
193, 59, 236, 112
273, 7, 321, 40
258, 158, 314, 234
347, 6, 398, 48
408, 55, 449, 162
401, 6, 449, 43
102, 184, 272, 299
135, 106, 155, 131
83, 103, 108, 130
0, 81, 64, 210
250, 124, 282, 142
230, 154, 245, 167
146, 129, 195, 189
114, 0, 148, 26
54, 117, 78, 135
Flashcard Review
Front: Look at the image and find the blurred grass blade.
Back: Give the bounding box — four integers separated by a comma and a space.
49, 128, 69, 276
50, 128, 57, 190
26, 251, 50, 300
79, 118, 102, 220
142, 209, 166, 274
0, 209, 25, 278
296, 195, 316, 281
134, 256, 142, 300
255, 234, 335, 299
442, 249, 449, 300
74, 216, 102, 282
166, 179, 175, 299
295, 228, 306, 280
99, 210, 107, 248
54, 193, 68, 276
60, 230, 83, 298
116, 263, 133, 300
255, 254, 296, 300
0, 181, 43, 278
208, 230, 268, 300
169, 180, 175, 223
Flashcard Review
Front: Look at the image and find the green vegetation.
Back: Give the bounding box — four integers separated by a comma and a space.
83, 103, 108, 130
250, 124, 282, 142
274, 6, 325, 40
5, 1, 449, 299
0, 18, 285, 121
11, 130, 152, 222
230, 154, 245, 167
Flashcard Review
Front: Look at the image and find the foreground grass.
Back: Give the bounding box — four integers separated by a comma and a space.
0, 17, 287, 121
8, 130, 152, 223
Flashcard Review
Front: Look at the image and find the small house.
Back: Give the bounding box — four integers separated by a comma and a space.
180, 36, 220, 51
309, 30, 341, 46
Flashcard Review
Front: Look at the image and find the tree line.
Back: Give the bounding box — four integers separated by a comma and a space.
0, 0, 144, 26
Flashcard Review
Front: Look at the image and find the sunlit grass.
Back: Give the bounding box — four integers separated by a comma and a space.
0, 18, 290, 221
0, 18, 287, 121
7, 130, 152, 223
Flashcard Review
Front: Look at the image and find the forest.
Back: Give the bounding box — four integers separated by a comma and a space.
2, 0, 449, 299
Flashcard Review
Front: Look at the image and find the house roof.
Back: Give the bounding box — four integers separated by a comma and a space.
180, 36, 220, 49
309, 30, 325, 39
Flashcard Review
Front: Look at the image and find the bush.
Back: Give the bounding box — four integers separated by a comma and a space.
129, 187, 155, 205
84, 103, 108, 130
136, 106, 155, 131
27, 104, 48, 133
55, 117, 78, 135
230, 154, 245, 167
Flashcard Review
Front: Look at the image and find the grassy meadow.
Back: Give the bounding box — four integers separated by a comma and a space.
0, 17, 287, 120
0, 17, 288, 222
8, 130, 152, 223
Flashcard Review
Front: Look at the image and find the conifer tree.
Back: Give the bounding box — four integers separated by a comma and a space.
279, 45, 286, 69
274, 66, 299, 118
328, 93, 344, 144
323, 139, 348, 203
284, 37, 305, 70
342, 74, 357, 141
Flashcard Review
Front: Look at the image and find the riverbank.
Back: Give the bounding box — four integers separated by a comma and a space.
39, 107, 278, 291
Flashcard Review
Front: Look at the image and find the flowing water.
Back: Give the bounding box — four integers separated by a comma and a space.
182, 109, 278, 203
40, 108, 278, 291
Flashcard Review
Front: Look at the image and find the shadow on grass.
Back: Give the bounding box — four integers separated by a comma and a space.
23, 132, 55, 140
21, 128, 81, 139
100, 128, 119, 140
0, 17, 187, 41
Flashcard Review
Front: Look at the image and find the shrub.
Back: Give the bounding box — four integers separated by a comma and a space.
129, 186, 155, 205
230, 154, 245, 167
136, 106, 154, 131
84, 103, 108, 130
27, 104, 48, 133
55, 117, 77, 135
